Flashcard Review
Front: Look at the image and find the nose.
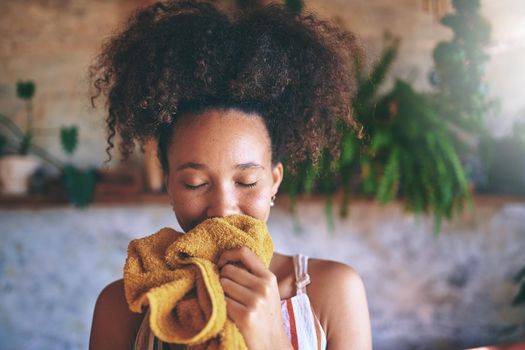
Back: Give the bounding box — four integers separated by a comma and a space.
205, 184, 240, 218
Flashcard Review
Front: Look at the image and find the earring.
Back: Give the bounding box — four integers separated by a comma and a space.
270, 195, 276, 207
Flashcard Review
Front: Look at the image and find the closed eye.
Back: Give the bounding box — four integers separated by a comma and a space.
237, 181, 258, 188
184, 183, 208, 190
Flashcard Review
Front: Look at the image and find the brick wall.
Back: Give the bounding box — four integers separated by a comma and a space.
1, 0, 524, 167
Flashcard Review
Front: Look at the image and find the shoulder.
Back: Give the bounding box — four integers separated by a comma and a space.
307, 258, 372, 349
89, 279, 145, 350
309, 258, 361, 284
307, 258, 366, 319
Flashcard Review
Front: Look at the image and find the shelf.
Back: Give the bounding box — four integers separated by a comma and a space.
0, 191, 523, 210
0, 192, 170, 209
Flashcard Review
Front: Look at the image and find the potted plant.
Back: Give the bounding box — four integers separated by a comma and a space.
0, 81, 41, 195
60, 125, 98, 207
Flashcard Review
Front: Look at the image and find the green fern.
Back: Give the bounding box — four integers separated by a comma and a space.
377, 146, 400, 204
279, 27, 475, 235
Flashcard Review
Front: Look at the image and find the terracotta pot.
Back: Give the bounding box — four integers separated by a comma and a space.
144, 139, 164, 192
0, 155, 39, 195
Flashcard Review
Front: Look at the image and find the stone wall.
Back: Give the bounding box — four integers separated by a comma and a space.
1, 199, 524, 349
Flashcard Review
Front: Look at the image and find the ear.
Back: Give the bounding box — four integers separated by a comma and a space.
271, 162, 284, 196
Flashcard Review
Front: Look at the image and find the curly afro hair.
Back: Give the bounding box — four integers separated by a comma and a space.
90, 0, 361, 172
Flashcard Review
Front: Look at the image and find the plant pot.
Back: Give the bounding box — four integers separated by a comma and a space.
144, 139, 164, 192
0, 155, 39, 195
62, 165, 98, 208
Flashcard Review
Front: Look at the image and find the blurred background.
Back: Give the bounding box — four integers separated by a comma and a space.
1, 0, 524, 349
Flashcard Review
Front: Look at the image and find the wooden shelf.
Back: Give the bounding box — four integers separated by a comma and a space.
0, 191, 523, 210
275, 192, 525, 207
0, 192, 170, 209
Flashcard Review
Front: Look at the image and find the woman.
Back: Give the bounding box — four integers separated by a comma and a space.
89, 1, 372, 349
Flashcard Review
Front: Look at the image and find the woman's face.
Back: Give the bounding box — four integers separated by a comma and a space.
165, 108, 283, 232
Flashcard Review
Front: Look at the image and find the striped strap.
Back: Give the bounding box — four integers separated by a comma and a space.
293, 254, 311, 295
286, 298, 300, 349
283, 293, 326, 350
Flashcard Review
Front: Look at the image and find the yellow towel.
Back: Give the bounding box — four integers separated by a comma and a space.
123, 214, 274, 349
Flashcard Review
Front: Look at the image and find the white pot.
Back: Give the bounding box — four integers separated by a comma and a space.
0, 155, 40, 195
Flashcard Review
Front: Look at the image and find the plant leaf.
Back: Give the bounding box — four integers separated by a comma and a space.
60, 126, 78, 155
284, 0, 303, 13
16, 81, 35, 100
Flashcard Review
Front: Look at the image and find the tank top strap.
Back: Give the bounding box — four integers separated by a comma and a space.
293, 254, 311, 295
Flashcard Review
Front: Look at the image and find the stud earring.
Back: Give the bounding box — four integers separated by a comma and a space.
270, 195, 276, 207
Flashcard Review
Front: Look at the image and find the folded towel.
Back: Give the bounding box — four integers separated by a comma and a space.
123, 214, 274, 349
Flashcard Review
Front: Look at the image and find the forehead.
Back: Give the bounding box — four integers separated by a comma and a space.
168, 108, 272, 165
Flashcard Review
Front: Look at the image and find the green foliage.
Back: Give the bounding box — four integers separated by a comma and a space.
2, 80, 97, 207
339, 124, 359, 217
367, 80, 471, 234
16, 81, 35, 100
0, 134, 5, 154
513, 265, 525, 306
432, 0, 491, 133
0, 113, 24, 155
60, 126, 78, 155
62, 165, 97, 208
281, 30, 473, 234
59, 125, 97, 208
277, 0, 493, 234
16, 81, 36, 154
509, 122, 525, 308
284, 0, 303, 13
353, 33, 400, 124
0, 81, 37, 155
376, 146, 399, 205
18, 132, 33, 156
1, 82, 64, 167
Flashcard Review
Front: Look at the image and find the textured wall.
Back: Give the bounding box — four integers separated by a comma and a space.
0, 0, 137, 168
1, 0, 524, 167
305, 0, 525, 136
1, 200, 524, 350
1, 1, 525, 349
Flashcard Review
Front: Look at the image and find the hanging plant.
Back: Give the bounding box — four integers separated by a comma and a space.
284, 0, 303, 13
280, 31, 473, 235
365, 80, 471, 234
278, 0, 492, 234
431, 0, 492, 133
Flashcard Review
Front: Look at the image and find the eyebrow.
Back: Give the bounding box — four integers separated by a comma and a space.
175, 162, 265, 171
235, 162, 265, 170
176, 162, 207, 171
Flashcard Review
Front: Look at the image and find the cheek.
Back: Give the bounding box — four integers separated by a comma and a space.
240, 189, 272, 221
173, 197, 201, 217
168, 188, 206, 229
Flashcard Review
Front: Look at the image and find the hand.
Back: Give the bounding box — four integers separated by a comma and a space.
217, 247, 292, 350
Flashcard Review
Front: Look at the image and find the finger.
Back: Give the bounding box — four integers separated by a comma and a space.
217, 247, 268, 277
217, 247, 247, 269
220, 263, 258, 289
224, 295, 247, 324
220, 276, 253, 305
